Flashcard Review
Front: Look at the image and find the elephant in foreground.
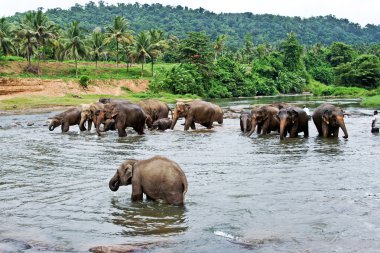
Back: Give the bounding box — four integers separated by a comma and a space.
138, 99, 172, 128
152, 118, 173, 131
277, 107, 309, 140
312, 103, 348, 138
170, 100, 224, 130
245, 105, 280, 137
48, 107, 85, 132
79, 102, 104, 131
95, 103, 147, 137
240, 111, 252, 133
109, 156, 188, 205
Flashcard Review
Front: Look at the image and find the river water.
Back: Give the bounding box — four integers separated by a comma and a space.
0, 96, 379, 252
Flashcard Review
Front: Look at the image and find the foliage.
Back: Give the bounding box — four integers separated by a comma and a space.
79, 75, 90, 88
326, 42, 355, 67
361, 94, 380, 107
335, 54, 380, 89
281, 32, 304, 72
276, 71, 306, 93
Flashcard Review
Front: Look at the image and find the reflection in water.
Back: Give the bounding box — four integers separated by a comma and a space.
110, 198, 188, 236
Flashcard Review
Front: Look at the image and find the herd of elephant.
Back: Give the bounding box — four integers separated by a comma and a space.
47, 98, 348, 205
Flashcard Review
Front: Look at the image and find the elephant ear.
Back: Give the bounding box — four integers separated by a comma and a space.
125, 164, 133, 181
323, 110, 332, 124
290, 109, 299, 123
111, 108, 119, 118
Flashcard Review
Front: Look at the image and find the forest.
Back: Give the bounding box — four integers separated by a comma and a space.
0, 2, 380, 100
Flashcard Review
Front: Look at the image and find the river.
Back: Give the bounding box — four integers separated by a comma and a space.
0, 96, 379, 252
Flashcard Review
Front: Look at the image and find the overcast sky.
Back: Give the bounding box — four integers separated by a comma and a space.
1, 0, 379, 26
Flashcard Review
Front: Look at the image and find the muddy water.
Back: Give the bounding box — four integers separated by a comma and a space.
0, 97, 379, 252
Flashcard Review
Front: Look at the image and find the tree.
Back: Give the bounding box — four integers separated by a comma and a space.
213, 34, 227, 61
0, 18, 14, 55
148, 29, 168, 76
105, 16, 133, 68
64, 21, 87, 77
326, 42, 355, 67
16, 13, 38, 68
129, 31, 151, 77
282, 32, 303, 71
89, 31, 106, 69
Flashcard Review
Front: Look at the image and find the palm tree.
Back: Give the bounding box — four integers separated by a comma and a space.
64, 21, 87, 77
16, 13, 37, 68
148, 29, 168, 76
0, 18, 14, 56
105, 16, 133, 68
89, 31, 106, 70
213, 34, 227, 61
129, 31, 152, 77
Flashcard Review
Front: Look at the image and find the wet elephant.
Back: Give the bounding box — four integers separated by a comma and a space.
277, 107, 309, 140
48, 107, 85, 132
152, 118, 173, 131
95, 103, 147, 137
170, 100, 224, 130
312, 103, 348, 138
245, 105, 279, 137
79, 102, 104, 131
137, 99, 172, 128
98, 98, 132, 104
109, 156, 188, 205
240, 111, 252, 133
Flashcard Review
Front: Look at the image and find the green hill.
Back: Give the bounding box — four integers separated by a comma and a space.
8, 1, 380, 49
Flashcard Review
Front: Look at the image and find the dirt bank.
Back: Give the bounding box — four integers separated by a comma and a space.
0, 77, 148, 100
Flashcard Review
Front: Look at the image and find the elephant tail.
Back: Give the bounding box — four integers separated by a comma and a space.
181, 172, 188, 201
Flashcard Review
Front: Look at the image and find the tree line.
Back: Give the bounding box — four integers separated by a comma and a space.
0, 8, 379, 98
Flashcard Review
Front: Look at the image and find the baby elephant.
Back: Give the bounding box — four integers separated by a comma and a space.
109, 156, 188, 205
152, 118, 173, 131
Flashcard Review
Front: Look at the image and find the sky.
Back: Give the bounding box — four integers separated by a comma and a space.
1, 0, 379, 26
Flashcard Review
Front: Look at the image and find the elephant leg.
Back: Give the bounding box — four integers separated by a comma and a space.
304, 125, 309, 137
134, 126, 145, 135
333, 128, 339, 137
322, 123, 329, 138
62, 122, 70, 132
190, 121, 196, 130
257, 125, 262, 134
146, 194, 154, 201
164, 191, 184, 205
87, 120, 93, 131
184, 117, 194, 131
131, 184, 143, 201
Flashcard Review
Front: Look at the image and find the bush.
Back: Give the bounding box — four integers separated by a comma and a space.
79, 75, 90, 88
276, 71, 306, 93
251, 74, 277, 95
310, 66, 335, 85
207, 81, 232, 98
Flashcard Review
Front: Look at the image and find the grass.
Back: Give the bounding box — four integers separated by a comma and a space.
0, 92, 199, 111
361, 95, 380, 107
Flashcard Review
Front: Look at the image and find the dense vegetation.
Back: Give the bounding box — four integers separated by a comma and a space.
7, 1, 380, 48
1, 3, 379, 101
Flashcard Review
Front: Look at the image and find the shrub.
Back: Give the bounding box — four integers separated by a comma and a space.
79, 75, 90, 88
310, 66, 335, 85
276, 71, 306, 93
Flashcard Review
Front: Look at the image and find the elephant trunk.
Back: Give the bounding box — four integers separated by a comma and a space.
170, 113, 179, 130
279, 119, 287, 140
48, 123, 55, 131
79, 118, 86, 131
242, 119, 248, 133
245, 119, 256, 137
109, 174, 120, 191
338, 118, 348, 139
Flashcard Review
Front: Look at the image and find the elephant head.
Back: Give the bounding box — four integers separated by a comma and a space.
170, 102, 191, 130
79, 109, 92, 131
240, 112, 252, 133
95, 110, 107, 136
48, 117, 62, 131
278, 108, 298, 140
322, 109, 348, 138
245, 107, 266, 136
109, 159, 139, 191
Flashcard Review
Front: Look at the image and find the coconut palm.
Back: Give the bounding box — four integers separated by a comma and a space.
89, 31, 106, 70
16, 13, 38, 68
148, 29, 168, 76
213, 34, 227, 61
0, 18, 14, 55
105, 16, 133, 68
129, 31, 152, 77
64, 21, 87, 77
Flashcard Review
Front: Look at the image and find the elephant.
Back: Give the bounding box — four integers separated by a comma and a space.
170, 100, 224, 130
312, 103, 348, 138
98, 98, 131, 104
137, 99, 172, 128
95, 103, 147, 137
277, 107, 309, 140
109, 156, 188, 205
245, 105, 280, 137
48, 107, 85, 132
79, 102, 104, 131
152, 118, 173, 131
240, 111, 252, 133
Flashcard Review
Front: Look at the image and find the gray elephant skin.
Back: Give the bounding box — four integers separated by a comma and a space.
246, 105, 279, 137
277, 106, 309, 140
170, 100, 223, 130
240, 111, 252, 133
152, 118, 173, 131
312, 103, 348, 138
95, 103, 147, 137
48, 107, 85, 132
109, 156, 188, 205
138, 99, 172, 128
